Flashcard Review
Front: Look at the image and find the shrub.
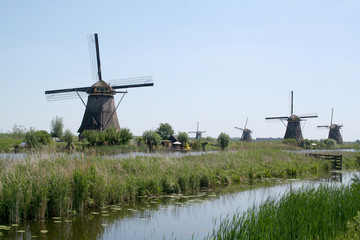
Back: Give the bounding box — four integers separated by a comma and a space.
50, 116, 64, 138
63, 129, 75, 149
282, 138, 297, 146
24, 129, 51, 147
142, 130, 161, 151
178, 132, 189, 145
81, 128, 132, 146
218, 132, 230, 150
119, 128, 132, 144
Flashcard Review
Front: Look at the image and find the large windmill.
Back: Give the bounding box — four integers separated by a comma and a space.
188, 122, 206, 140
45, 33, 154, 134
235, 117, 252, 142
265, 91, 317, 143
317, 108, 343, 144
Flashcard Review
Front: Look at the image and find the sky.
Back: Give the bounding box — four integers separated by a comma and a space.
1, 1, 359, 141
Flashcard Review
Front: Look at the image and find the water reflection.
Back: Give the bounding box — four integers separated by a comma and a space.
0, 171, 355, 240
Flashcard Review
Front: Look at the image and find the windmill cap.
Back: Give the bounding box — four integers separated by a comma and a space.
288, 115, 300, 121
87, 80, 115, 95
330, 124, 342, 129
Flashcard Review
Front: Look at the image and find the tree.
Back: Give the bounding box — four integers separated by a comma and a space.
142, 130, 162, 151
217, 132, 230, 150
63, 129, 75, 149
50, 116, 64, 138
178, 132, 189, 145
156, 123, 174, 140
11, 124, 26, 139
119, 128, 133, 144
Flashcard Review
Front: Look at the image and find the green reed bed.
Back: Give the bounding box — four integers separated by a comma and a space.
0, 148, 333, 222
209, 180, 360, 240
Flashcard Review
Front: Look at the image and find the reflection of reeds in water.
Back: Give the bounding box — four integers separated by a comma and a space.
0, 148, 354, 223
209, 182, 360, 240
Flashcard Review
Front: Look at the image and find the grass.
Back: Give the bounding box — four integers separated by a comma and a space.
208, 175, 360, 240
0, 137, 22, 153
0, 147, 344, 223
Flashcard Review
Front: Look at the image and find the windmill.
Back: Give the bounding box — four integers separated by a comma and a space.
188, 122, 206, 140
235, 117, 252, 142
317, 108, 343, 144
265, 91, 317, 143
45, 33, 154, 134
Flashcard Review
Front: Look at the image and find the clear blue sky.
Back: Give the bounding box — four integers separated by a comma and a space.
1, 1, 359, 141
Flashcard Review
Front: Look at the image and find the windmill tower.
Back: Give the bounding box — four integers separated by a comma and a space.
265, 91, 317, 143
317, 108, 343, 144
235, 117, 252, 142
45, 33, 154, 134
188, 122, 206, 140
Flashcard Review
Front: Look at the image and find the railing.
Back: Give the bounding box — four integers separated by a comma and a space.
307, 153, 342, 170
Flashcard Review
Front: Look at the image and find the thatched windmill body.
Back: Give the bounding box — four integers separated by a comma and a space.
265, 91, 317, 143
188, 122, 206, 140
45, 33, 154, 134
235, 117, 252, 142
318, 108, 343, 144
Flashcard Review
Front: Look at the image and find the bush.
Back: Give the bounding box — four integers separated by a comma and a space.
142, 130, 161, 151
25, 129, 51, 147
282, 138, 298, 146
190, 141, 201, 151
119, 128, 132, 145
50, 116, 64, 138
218, 132, 230, 150
63, 129, 76, 149
81, 128, 132, 146
178, 132, 189, 145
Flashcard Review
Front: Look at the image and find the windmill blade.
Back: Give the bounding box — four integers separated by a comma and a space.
45, 91, 88, 102
244, 117, 248, 130
45, 86, 89, 95
109, 76, 154, 89
299, 115, 318, 119
317, 125, 330, 128
235, 127, 244, 131
330, 108, 334, 126
265, 116, 288, 120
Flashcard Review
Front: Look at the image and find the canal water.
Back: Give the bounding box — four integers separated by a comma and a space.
0, 171, 355, 239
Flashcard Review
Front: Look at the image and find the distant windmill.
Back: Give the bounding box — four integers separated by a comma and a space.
45, 33, 154, 134
235, 117, 252, 142
188, 122, 206, 140
265, 91, 318, 143
317, 108, 343, 144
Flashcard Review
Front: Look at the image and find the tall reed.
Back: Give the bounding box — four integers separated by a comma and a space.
209, 181, 360, 240
0, 148, 351, 222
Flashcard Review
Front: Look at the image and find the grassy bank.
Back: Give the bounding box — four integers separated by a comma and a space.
208, 174, 360, 240
0, 148, 357, 223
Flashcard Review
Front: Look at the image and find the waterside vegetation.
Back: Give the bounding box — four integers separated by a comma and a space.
208, 175, 360, 240
1, 147, 356, 223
